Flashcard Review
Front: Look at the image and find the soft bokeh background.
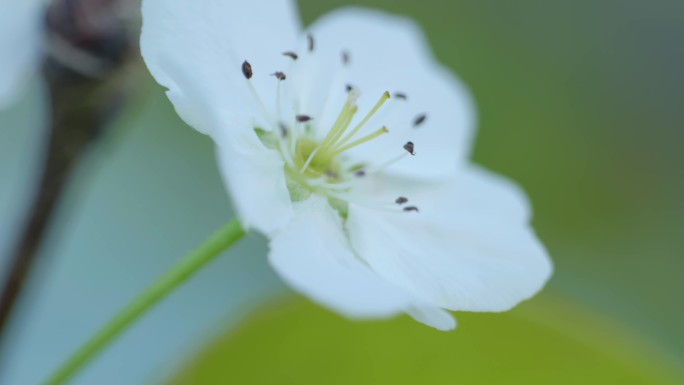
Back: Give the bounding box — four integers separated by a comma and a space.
0, 0, 682, 384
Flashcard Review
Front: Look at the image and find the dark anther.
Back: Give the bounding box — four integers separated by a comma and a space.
355, 170, 366, 177
283, 51, 298, 60
345, 84, 354, 92
413, 113, 427, 127
394, 92, 407, 100
403, 141, 415, 155
241, 60, 253, 79
395, 197, 408, 204
341, 50, 350, 65
325, 170, 339, 179
403, 206, 419, 212
272, 71, 286, 80
278, 122, 289, 138
307, 34, 315, 52
296, 114, 312, 122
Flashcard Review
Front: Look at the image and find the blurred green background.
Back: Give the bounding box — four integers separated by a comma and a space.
1, 0, 683, 384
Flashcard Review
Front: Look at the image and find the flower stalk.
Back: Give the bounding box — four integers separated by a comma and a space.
44, 219, 245, 385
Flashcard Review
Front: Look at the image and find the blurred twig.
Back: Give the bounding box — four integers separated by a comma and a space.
0, 0, 137, 356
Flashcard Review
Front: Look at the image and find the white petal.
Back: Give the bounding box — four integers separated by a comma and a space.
268, 195, 410, 318
214, 130, 293, 235
140, 0, 302, 137
0, 0, 43, 108
141, 0, 302, 235
288, 8, 475, 178
346, 166, 552, 312
406, 305, 457, 331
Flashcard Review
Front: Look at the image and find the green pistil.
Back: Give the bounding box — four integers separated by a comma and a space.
298, 138, 339, 177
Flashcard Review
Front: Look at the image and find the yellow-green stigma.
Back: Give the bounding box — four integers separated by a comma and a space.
292, 137, 343, 179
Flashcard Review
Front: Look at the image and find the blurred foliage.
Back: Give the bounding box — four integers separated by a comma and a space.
171, 294, 683, 385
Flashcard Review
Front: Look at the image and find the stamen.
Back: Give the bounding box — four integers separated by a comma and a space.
333, 91, 390, 150
317, 90, 360, 151
276, 79, 283, 121
278, 138, 296, 168
348, 164, 366, 177
331, 127, 389, 157
395, 197, 408, 204
341, 50, 350, 65
365, 152, 408, 175
275, 123, 295, 168
403, 141, 415, 155
299, 147, 320, 174
272, 71, 286, 80
288, 112, 299, 155
278, 122, 289, 138
241, 60, 253, 79
394, 92, 407, 100
311, 53, 352, 126
283, 51, 298, 60
307, 34, 315, 52
309, 179, 357, 191
413, 114, 427, 127
327, 191, 407, 212
325, 170, 339, 180
403, 206, 419, 212
345, 84, 354, 92
242, 60, 276, 127
296, 115, 312, 122
348, 164, 366, 173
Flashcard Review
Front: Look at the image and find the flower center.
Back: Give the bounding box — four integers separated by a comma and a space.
244, 41, 421, 215
253, 87, 402, 217
291, 89, 389, 179
292, 137, 343, 179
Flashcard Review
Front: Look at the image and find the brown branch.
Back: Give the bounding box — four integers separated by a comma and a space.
0, 0, 135, 355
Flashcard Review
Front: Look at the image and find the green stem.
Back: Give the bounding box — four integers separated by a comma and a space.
44, 219, 246, 385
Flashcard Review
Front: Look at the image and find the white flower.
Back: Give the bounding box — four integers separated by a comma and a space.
0, 0, 44, 108
140, 0, 552, 330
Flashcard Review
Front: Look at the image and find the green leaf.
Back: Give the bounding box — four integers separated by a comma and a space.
170, 292, 684, 385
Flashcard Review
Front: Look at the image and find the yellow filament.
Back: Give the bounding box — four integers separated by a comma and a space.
318, 92, 359, 150
299, 91, 391, 174
330, 127, 389, 157
332, 91, 390, 151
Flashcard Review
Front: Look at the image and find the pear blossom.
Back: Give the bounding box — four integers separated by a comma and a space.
0, 0, 44, 108
140, 0, 552, 330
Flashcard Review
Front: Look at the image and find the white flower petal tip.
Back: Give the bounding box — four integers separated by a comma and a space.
141, 0, 552, 329
346, 167, 553, 314
268, 196, 409, 319
141, 0, 302, 235
407, 306, 457, 331
140, 0, 302, 137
